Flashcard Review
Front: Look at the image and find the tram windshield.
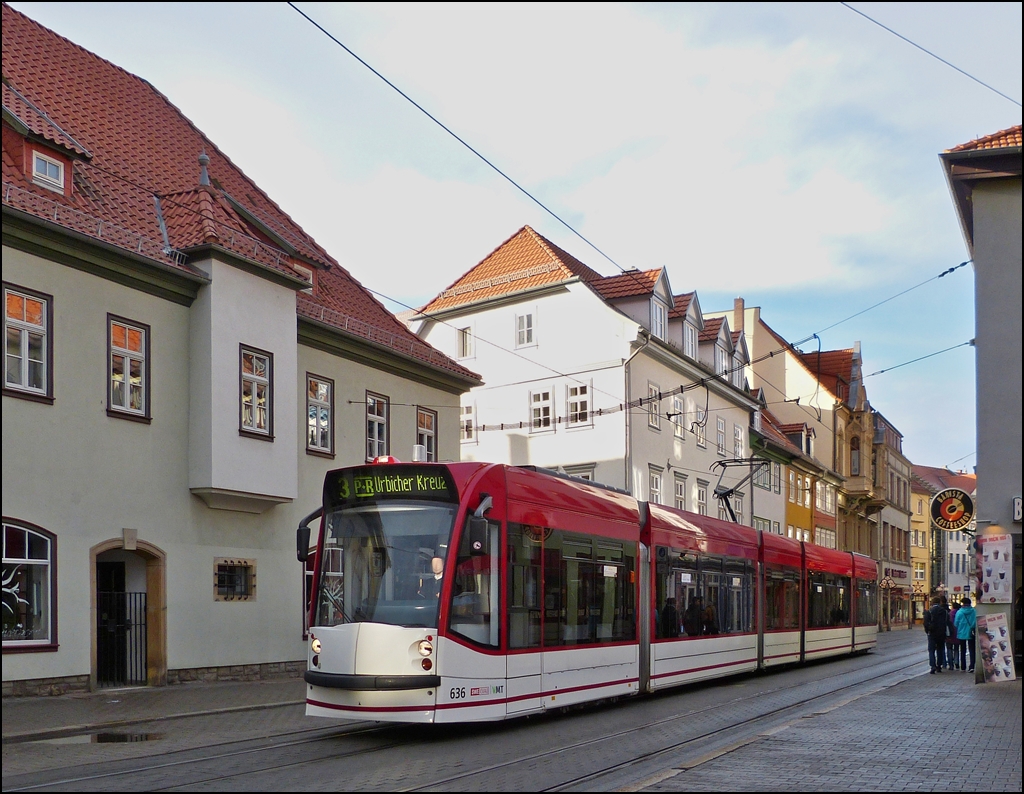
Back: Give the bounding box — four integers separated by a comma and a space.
314, 501, 457, 629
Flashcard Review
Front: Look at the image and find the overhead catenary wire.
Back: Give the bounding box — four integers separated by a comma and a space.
72, 7, 979, 454
286, 1, 653, 296
840, 2, 1022, 108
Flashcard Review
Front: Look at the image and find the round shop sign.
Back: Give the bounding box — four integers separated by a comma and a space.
930, 488, 975, 531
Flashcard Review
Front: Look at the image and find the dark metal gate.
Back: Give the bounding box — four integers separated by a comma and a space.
97, 591, 147, 687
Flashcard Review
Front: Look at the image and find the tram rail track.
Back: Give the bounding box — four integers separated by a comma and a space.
2, 647, 927, 792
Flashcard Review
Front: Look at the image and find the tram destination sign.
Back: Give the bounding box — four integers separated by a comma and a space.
930, 488, 975, 531
325, 464, 457, 507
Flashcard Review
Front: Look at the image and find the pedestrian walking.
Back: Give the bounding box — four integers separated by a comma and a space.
947, 601, 960, 669
954, 597, 977, 672
923, 595, 948, 673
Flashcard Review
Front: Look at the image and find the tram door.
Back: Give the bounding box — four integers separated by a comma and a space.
506, 522, 543, 715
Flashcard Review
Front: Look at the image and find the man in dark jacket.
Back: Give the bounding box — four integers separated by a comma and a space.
924, 595, 948, 673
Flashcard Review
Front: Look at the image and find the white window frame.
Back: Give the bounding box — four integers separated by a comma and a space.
460, 402, 477, 444
684, 322, 698, 359
732, 354, 744, 388
530, 388, 553, 433
416, 406, 437, 462
515, 310, 535, 348
647, 382, 661, 430
32, 150, 64, 192
715, 344, 728, 376
240, 345, 273, 437
788, 470, 796, 503
457, 326, 474, 359
716, 416, 726, 455
306, 374, 334, 455
733, 493, 744, 525
567, 382, 591, 428
733, 423, 744, 458
563, 464, 596, 481
674, 473, 687, 510
672, 396, 685, 439
4, 283, 50, 398
753, 459, 771, 489
695, 407, 706, 447
773, 463, 782, 494
651, 298, 667, 340
292, 263, 314, 293
696, 481, 709, 516
366, 392, 389, 460
649, 466, 663, 505
108, 315, 149, 418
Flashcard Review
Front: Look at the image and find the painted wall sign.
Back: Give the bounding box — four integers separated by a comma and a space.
930, 488, 975, 531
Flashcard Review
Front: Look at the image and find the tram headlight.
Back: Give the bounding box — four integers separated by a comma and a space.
310, 638, 322, 654
417, 640, 433, 657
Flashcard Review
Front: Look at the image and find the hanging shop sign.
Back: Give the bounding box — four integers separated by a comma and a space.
930, 488, 975, 531
975, 534, 1012, 604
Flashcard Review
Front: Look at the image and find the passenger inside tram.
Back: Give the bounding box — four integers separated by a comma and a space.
703, 604, 719, 635
682, 596, 703, 637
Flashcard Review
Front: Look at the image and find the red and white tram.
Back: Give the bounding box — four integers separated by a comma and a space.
298, 460, 877, 724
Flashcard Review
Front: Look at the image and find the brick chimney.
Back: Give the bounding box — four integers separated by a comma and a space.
733, 297, 745, 333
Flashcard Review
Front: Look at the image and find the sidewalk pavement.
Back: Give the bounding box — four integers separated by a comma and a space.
1, 677, 307, 743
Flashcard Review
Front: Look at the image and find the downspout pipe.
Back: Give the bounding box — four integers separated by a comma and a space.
624, 329, 652, 494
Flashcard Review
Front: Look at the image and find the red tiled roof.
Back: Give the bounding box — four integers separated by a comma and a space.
669, 291, 694, 319
587, 268, 661, 301
699, 316, 724, 342
2, 81, 90, 157
799, 349, 854, 395
912, 465, 976, 494
420, 225, 603, 314
946, 125, 1022, 153
759, 410, 804, 458
2, 3, 476, 383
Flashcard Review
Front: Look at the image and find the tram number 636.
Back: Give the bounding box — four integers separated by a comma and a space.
449, 687, 467, 700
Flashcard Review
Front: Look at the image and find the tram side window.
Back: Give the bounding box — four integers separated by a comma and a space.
807, 571, 850, 628
701, 556, 723, 635
547, 530, 635, 646
507, 522, 542, 648
722, 558, 754, 634
449, 517, 500, 648
764, 565, 801, 630
655, 546, 699, 638
855, 578, 877, 626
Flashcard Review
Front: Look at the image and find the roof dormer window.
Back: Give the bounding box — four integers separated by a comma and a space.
32, 151, 65, 193
715, 344, 728, 376
651, 298, 667, 341
684, 322, 697, 359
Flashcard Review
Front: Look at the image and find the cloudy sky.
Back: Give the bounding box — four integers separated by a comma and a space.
12, 2, 1021, 471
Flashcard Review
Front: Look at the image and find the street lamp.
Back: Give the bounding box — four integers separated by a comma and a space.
879, 576, 897, 632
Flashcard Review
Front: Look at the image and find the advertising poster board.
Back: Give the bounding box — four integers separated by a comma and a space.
977, 613, 1016, 683
975, 534, 1012, 604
